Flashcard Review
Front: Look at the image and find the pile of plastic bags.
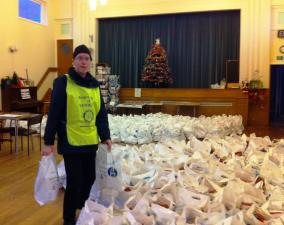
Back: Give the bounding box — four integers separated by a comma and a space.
77, 135, 284, 225
109, 113, 243, 144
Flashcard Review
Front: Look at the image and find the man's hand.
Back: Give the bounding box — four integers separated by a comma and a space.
41, 145, 55, 156
102, 139, 112, 152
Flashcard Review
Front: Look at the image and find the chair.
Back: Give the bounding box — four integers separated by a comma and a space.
10, 114, 43, 155
0, 121, 13, 152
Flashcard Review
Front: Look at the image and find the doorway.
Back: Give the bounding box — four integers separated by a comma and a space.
270, 65, 284, 126
57, 39, 73, 75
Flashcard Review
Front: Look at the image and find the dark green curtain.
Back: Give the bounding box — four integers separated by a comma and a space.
99, 10, 240, 88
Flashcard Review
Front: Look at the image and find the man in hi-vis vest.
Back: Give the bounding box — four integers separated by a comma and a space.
42, 44, 112, 225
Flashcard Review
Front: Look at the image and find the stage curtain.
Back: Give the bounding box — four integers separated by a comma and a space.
98, 10, 240, 88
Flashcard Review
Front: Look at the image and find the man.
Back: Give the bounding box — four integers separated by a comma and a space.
42, 44, 112, 225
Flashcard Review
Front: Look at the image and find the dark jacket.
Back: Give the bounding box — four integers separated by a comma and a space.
44, 67, 111, 154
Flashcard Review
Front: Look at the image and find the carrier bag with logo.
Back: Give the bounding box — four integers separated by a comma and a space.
94, 144, 123, 192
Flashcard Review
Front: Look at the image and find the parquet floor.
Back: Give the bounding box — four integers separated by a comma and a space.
0, 126, 283, 225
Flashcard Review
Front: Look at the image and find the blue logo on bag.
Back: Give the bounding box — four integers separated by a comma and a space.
108, 167, 118, 177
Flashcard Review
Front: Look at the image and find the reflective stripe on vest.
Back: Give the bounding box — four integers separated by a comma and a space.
66, 75, 100, 146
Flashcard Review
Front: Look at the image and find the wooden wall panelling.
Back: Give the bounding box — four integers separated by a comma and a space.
247, 89, 270, 126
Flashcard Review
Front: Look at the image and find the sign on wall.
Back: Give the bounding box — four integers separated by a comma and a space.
271, 7, 284, 64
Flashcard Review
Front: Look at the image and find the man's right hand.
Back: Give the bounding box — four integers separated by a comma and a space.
41, 145, 55, 156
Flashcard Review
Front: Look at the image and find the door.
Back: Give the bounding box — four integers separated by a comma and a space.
57, 39, 73, 75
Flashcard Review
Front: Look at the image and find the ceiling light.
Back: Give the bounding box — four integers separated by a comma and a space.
89, 0, 108, 11
89, 0, 97, 11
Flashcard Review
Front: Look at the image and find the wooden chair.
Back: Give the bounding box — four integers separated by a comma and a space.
10, 114, 43, 155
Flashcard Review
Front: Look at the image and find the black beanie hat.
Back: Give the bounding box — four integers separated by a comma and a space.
73, 44, 92, 60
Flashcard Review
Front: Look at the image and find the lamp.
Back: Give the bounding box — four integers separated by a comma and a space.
89, 0, 108, 11
8, 46, 18, 53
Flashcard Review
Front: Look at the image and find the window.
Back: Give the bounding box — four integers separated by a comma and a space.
18, 0, 47, 25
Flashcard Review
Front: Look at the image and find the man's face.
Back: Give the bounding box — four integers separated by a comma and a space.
73, 53, 91, 77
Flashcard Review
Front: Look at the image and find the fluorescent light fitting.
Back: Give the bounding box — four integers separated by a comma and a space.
89, 0, 97, 11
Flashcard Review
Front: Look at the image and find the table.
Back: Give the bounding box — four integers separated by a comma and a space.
115, 101, 200, 116
144, 102, 163, 114
161, 101, 200, 116
115, 103, 146, 115
0, 112, 38, 154
175, 101, 200, 116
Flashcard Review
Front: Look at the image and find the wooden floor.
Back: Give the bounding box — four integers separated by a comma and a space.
0, 137, 64, 225
0, 126, 283, 225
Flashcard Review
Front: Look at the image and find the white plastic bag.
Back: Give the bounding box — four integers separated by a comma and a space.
76, 200, 112, 225
34, 154, 60, 205
95, 144, 123, 191
57, 160, 66, 189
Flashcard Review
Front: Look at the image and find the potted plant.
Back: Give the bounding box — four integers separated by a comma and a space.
248, 70, 265, 107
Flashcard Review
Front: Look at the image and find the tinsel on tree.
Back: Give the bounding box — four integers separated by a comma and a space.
141, 39, 173, 87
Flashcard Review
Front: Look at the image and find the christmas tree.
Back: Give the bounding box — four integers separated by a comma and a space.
141, 39, 173, 87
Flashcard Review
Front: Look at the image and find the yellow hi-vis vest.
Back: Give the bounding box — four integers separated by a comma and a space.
66, 75, 101, 146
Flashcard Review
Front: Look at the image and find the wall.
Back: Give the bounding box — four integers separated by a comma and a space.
54, 0, 73, 71
72, 0, 272, 87
55, 0, 73, 19
0, 0, 57, 109
0, 0, 57, 85
37, 71, 57, 100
